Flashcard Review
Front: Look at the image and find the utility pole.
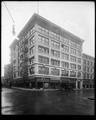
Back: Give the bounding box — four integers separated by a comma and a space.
37, 1, 39, 14
3, 2, 16, 36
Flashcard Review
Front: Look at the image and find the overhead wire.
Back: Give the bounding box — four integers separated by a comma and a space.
3, 2, 15, 36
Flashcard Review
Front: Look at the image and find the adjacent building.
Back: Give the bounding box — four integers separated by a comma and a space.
9, 13, 94, 89
82, 53, 94, 89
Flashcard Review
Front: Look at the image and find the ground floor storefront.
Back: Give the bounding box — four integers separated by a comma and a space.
83, 79, 94, 89
9, 76, 87, 90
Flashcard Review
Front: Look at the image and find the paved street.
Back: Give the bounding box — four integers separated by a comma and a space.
1, 88, 94, 115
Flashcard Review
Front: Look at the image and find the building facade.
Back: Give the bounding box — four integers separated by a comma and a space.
82, 53, 94, 89
10, 13, 91, 89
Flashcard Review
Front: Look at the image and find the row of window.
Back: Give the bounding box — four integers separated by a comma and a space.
19, 26, 36, 47
38, 46, 81, 63
51, 49, 60, 58
38, 46, 49, 55
83, 59, 94, 66
37, 25, 49, 36
70, 41, 81, 50
83, 73, 94, 79
29, 46, 35, 55
28, 65, 93, 79
38, 65, 81, 77
38, 37, 81, 55
29, 35, 35, 46
51, 40, 60, 49
61, 44, 69, 53
38, 56, 81, 70
70, 48, 81, 56
38, 35, 49, 46
83, 66, 94, 73
38, 55, 49, 64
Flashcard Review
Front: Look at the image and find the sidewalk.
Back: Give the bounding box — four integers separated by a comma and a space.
12, 87, 59, 91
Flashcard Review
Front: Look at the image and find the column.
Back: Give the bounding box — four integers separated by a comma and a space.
80, 80, 83, 89
76, 80, 78, 89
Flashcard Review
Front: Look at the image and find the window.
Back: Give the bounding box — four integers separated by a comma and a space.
38, 26, 49, 35
29, 56, 35, 64
38, 35, 49, 45
77, 50, 81, 56
83, 66, 86, 72
13, 66, 16, 71
51, 40, 60, 49
38, 46, 49, 55
77, 72, 81, 78
13, 73, 16, 78
70, 41, 77, 48
70, 70, 76, 77
20, 54, 23, 61
30, 26, 35, 35
38, 66, 49, 75
87, 67, 89, 72
91, 62, 93, 66
61, 61, 69, 68
78, 65, 81, 70
51, 68, 60, 76
29, 46, 35, 55
70, 55, 76, 62
90, 68, 92, 73
77, 44, 81, 49
87, 61, 89, 66
78, 58, 81, 63
61, 37, 69, 45
38, 56, 49, 64
51, 59, 60, 66
13, 60, 16, 64
61, 69, 69, 76
83, 73, 86, 79
61, 44, 69, 53
51, 49, 60, 58
50, 31, 59, 40
83, 59, 86, 65
29, 66, 35, 74
29, 35, 35, 45
70, 48, 76, 55
70, 63, 76, 70
61, 53, 69, 60
87, 73, 89, 79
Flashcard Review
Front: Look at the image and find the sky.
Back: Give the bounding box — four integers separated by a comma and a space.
1, 1, 95, 76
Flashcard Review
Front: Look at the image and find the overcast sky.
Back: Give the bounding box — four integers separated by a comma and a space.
1, 1, 95, 76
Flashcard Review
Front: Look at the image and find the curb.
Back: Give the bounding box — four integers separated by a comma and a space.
12, 87, 59, 91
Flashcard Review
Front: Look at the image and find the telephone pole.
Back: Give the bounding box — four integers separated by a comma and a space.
37, 1, 39, 14
3, 2, 16, 36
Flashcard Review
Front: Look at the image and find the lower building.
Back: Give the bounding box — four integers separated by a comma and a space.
82, 53, 94, 89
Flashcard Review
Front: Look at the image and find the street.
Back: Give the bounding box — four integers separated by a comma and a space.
2, 88, 94, 115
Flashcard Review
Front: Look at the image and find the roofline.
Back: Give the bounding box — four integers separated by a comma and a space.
17, 13, 84, 43
82, 53, 95, 59
36, 13, 84, 43
9, 39, 18, 48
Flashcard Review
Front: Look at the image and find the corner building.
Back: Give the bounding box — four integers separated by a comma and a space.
10, 13, 84, 89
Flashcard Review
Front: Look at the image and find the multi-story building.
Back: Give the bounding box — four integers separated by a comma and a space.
82, 53, 94, 89
10, 13, 85, 89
